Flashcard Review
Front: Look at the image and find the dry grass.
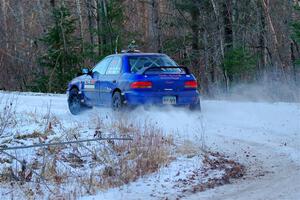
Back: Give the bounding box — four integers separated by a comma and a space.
0, 112, 176, 198
15, 131, 46, 140
185, 152, 246, 194
0, 96, 17, 138
98, 120, 174, 188
0, 96, 178, 199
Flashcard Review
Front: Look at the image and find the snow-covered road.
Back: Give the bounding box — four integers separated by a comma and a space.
1, 92, 300, 199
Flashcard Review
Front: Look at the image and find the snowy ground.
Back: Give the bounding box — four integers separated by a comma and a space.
0, 92, 299, 200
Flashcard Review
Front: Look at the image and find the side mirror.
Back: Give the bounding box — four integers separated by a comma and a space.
82, 68, 90, 75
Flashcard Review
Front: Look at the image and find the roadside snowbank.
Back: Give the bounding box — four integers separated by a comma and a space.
0, 92, 299, 200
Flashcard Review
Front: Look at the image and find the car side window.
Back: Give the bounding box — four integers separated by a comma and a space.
93, 57, 112, 75
105, 56, 122, 75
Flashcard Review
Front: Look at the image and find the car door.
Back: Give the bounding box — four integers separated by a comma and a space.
101, 56, 122, 105
83, 57, 112, 105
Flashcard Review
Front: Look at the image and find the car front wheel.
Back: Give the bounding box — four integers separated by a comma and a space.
68, 88, 81, 115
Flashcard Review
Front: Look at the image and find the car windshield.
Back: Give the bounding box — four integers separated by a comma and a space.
128, 55, 183, 74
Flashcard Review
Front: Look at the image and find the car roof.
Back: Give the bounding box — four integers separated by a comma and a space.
119, 53, 167, 57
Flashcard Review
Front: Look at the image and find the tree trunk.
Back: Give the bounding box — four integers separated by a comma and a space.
223, 1, 233, 89
262, 0, 284, 77
152, 0, 161, 52
291, 0, 300, 82
211, 0, 229, 91
148, 0, 161, 52
96, 0, 103, 55
253, 0, 267, 75
76, 0, 84, 53
50, 0, 55, 7
291, 42, 297, 82
96, 0, 110, 55
191, 6, 200, 53
211, 0, 224, 58
86, 0, 95, 46
37, 0, 45, 27
1, 0, 9, 49
232, 0, 237, 47
223, 1, 233, 51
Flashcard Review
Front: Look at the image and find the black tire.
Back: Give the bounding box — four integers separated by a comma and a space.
68, 88, 82, 115
189, 98, 201, 112
112, 91, 123, 111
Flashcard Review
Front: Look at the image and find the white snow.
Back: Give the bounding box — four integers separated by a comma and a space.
81, 156, 218, 200
0, 92, 299, 200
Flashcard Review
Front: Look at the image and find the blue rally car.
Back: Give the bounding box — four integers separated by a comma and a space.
67, 52, 201, 114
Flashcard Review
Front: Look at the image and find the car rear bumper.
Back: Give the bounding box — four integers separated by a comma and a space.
123, 90, 200, 106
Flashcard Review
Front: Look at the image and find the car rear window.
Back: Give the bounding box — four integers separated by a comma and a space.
128, 55, 184, 74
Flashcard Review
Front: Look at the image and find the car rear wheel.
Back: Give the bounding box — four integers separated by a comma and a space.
68, 88, 81, 115
112, 91, 123, 111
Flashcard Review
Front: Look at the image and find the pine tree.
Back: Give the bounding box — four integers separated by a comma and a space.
37, 6, 83, 93
222, 47, 256, 85
94, 0, 124, 57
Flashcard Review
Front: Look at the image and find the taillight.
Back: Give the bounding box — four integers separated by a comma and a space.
185, 80, 197, 88
130, 81, 152, 89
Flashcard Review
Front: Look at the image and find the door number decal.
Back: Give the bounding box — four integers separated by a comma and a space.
85, 80, 95, 89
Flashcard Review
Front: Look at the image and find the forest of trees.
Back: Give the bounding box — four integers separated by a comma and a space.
1, 0, 300, 97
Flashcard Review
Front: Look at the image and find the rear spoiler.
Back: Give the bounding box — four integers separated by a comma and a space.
137, 66, 191, 75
